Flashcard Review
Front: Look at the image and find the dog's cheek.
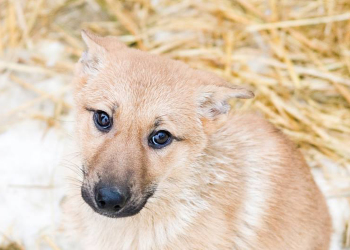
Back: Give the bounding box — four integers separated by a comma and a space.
167, 142, 195, 170
144, 144, 185, 182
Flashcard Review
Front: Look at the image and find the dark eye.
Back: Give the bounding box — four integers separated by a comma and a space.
93, 110, 112, 132
149, 130, 173, 149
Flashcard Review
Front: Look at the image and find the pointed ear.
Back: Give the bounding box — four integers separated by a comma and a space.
196, 84, 254, 119
81, 30, 104, 53
79, 30, 107, 76
78, 30, 127, 76
81, 30, 127, 51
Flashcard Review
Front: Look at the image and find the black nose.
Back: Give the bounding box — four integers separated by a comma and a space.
95, 187, 126, 212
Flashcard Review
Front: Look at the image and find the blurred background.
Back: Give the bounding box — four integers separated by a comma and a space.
0, 0, 350, 249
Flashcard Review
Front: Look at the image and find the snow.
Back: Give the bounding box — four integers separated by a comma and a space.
0, 119, 74, 249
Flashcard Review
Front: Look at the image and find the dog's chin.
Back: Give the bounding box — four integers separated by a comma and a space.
81, 188, 154, 219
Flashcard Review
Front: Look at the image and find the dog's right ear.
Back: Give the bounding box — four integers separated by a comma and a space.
77, 30, 127, 77
77, 30, 107, 76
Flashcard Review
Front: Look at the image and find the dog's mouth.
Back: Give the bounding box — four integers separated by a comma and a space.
81, 185, 156, 218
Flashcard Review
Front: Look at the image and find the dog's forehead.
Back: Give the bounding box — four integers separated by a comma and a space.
83, 53, 195, 104
109, 51, 191, 84
80, 80, 195, 128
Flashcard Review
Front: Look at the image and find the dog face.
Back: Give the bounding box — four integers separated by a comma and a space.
74, 31, 253, 218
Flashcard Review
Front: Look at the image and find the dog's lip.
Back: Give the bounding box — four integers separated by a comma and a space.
81, 186, 156, 219
106, 189, 155, 218
93, 193, 153, 219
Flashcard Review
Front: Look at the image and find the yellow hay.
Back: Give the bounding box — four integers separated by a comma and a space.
0, 0, 349, 248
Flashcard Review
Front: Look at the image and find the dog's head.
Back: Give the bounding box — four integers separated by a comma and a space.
74, 31, 254, 218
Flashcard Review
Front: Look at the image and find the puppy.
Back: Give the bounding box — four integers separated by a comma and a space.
66, 30, 331, 250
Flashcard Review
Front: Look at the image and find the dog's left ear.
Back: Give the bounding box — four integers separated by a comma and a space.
196, 83, 253, 133
196, 84, 254, 119
195, 70, 254, 119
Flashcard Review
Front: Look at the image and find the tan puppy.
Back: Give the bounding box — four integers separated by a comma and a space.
66, 30, 331, 250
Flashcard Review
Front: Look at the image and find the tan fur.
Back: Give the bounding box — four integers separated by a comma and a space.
65, 31, 331, 250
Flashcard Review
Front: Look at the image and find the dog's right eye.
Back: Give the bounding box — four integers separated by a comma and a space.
93, 110, 112, 132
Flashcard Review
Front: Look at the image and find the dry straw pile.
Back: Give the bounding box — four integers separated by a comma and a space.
1, 0, 350, 248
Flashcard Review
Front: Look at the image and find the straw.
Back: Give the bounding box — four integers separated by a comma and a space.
1, 0, 349, 248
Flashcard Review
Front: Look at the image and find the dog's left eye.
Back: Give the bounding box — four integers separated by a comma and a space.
94, 110, 112, 132
149, 130, 173, 149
